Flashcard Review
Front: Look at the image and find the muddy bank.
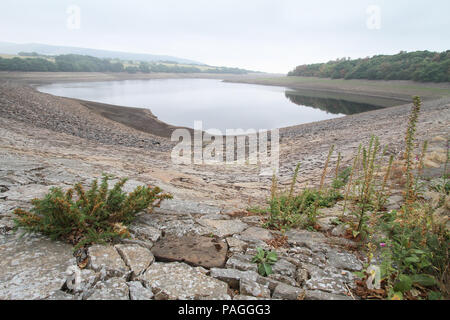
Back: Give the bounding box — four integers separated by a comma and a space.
77, 99, 191, 139
226, 76, 450, 105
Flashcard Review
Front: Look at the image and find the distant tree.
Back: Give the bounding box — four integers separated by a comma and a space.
288, 50, 450, 83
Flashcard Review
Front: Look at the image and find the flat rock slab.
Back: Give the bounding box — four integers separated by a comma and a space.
138, 262, 230, 300
2, 184, 55, 202
285, 229, 327, 249
152, 235, 228, 268
240, 227, 273, 242
197, 219, 248, 237
0, 233, 74, 300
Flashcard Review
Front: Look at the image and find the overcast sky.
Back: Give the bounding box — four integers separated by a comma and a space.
0, 0, 449, 73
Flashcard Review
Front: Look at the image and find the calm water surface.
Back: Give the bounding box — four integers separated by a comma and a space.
38, 79, 378, 132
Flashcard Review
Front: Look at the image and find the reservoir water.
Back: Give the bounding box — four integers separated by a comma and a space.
38, 78, 381, 133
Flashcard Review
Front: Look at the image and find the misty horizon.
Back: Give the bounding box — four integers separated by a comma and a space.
1, 0, 449, 73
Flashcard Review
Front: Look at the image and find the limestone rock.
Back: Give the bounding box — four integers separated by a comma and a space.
239, 278, 270, 298
0, 233, 74, 300
138, 262, 230, 300
226, 236, 248, 253
87, 278, 129, 300
285, 229, 326, 249
87, 245, 129, 278
295, 268, 309, 286
326, 249, 362, 271
272, 259, 296, 278
152, 235, 228, 268
385, 195, 403, 211
267, 274, 297, 287
128, 224, 161, 242
115, 244, 154, 277
128, 281, 154, 300
137, 213, 212, 237
1, 184, 54, 202
210, 268, 258, 289
226, 253, 258, 272
45, 290, 75, 300
197, 219, 247, 237
233, 295, 266, 300
305, 267, 355, 295
240, 227, 273, 242
272, 283, 305, 300
305, 290, 353, 300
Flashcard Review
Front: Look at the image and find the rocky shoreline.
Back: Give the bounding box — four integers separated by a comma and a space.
0, 75, 449, 300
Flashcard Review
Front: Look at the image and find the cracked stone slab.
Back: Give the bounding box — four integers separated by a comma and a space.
152, 235, 228, 268
86, 277, 129, 300
87, 245, 129, 278
138, 262, 230, 300
0, 233, 74, 300
197, 219, 248, 237
115, 244, 154, 278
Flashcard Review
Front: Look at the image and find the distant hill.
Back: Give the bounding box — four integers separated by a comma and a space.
0, 41, 204, 65
288, 50, 450, 83
0, 52, 254, 74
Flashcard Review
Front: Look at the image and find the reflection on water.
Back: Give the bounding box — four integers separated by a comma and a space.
38, 79, 382, 132
285, 92, 383, 115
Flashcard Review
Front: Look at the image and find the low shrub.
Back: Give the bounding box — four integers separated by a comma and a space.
14, 174, 172, 249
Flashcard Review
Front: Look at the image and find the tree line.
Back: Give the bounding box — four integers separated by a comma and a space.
0, 53, 251, 74
288, 50, 450, 82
